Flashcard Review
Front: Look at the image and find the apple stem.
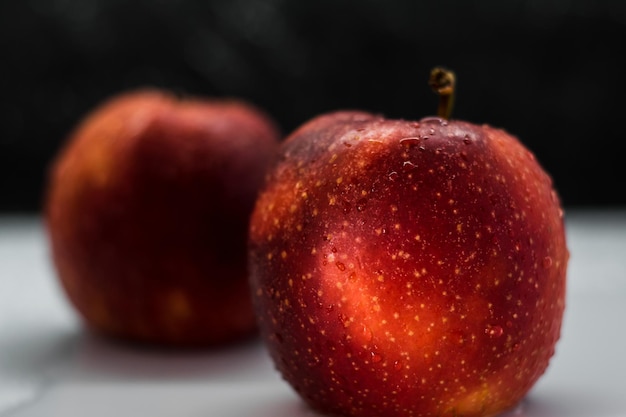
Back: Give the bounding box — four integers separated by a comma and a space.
429, 67, 456, 120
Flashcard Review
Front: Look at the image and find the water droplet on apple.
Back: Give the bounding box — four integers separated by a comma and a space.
370, 351, 383, 363
356, 198, 367, 212
551, 190, 559, 203
420, 116, 445, 125
542, 256, 553, 268
486, 325, 504, 338
326, 304, 334, 312
393, 360, 402, 371
463, 135, 472, 145
400, 137, 421, 148
388, 171, 399, 181
429, 128, 436, 135
336, 262, 346, 271
361, 324, 373, 341
403, 160, 418, 169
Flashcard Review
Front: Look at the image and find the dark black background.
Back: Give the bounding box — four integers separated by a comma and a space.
2, 0, 625, 212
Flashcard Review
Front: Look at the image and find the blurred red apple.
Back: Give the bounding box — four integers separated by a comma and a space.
248, 70, 568, 416
46, 89, 280, 347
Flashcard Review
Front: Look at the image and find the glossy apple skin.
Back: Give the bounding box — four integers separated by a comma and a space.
46, 89, 280, 347
249, 112, 568, 417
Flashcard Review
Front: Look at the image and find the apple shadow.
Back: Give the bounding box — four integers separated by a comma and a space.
201, 395, 323, 417
0, 325, 80, 380
74, 330, 273, 380
1, 324, 276, 384
499, 389, 623, 417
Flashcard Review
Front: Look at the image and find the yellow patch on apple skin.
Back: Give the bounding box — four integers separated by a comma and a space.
84, 147, 115, 188
443, 379, 518, 417
166, 290, 193, 320
445, 383, 493, 417
88, 297, 116, 331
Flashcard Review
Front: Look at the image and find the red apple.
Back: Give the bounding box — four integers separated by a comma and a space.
248, 71, 567, 416
46, 88, 280, 347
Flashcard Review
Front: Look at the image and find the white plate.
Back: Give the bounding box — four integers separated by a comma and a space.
1, 211, 625, 417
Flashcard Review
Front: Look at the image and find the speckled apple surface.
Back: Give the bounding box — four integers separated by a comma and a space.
46, 90, 280, 346
249, 112, 568, 417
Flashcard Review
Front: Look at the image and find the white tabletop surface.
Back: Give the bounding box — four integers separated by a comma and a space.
1, 209, 625, 417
